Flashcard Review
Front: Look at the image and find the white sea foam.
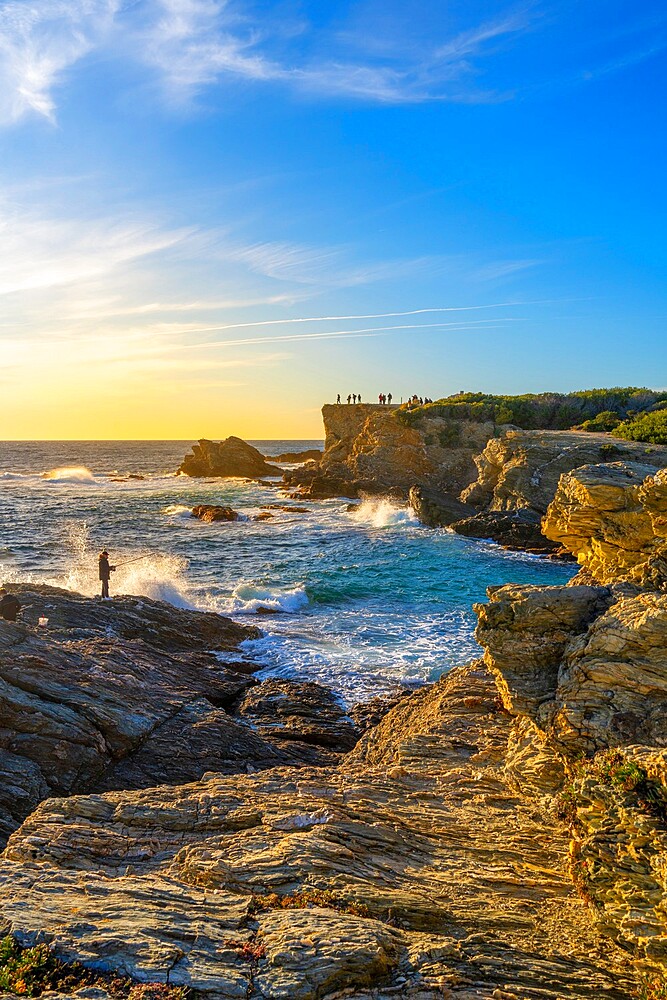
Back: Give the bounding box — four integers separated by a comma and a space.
42, 466, 98, 485
227, 582, 309, 614
162, 504, 193, 519
349, 498, 418, 529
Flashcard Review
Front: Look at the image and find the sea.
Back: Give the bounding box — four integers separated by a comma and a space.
0, 440, 574, 704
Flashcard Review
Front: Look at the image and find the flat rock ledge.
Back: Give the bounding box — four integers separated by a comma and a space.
0, 663, 638, 999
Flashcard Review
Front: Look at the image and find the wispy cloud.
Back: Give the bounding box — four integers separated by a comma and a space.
0, 0, 541, 126
0, 0, 118, 125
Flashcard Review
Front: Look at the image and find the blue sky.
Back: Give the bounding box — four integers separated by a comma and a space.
0, 0, 665, 437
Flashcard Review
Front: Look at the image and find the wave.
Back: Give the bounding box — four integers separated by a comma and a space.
0, 471, 35, 481
162, 504, 193, 519
349, 498, 418, 529
227, 582, 309, 615
42, 466, 98, 485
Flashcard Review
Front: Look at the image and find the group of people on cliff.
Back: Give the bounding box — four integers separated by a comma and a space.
335, 392, 394, 405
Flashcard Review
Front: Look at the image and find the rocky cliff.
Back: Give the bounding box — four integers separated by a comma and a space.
542, 462, 667, 587
286, 404, 506, 499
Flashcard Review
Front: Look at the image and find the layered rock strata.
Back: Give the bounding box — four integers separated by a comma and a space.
0, 586, 359, 847
286, 405, 508, 499
0, 662, 638, 998
543, 462, 667, 587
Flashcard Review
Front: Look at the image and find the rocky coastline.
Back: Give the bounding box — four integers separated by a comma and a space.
4, 404, 667, 998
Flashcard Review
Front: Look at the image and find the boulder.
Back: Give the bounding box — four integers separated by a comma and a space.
178, 438, 282, 478
451, 508, 564, 553
408, 485, 474, 527
0, 662, 637, 998
237, 679, 359, 752
192, 505, 240, 522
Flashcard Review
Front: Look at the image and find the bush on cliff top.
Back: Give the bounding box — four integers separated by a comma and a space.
395, 388, 667, 431
613, 409, 667, 445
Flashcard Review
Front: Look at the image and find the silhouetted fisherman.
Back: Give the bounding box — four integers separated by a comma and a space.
99, 550, 115, 599
0, 590, 21, 621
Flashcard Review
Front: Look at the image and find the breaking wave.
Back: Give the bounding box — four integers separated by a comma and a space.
349, 498, 418, 529
227, 583, 309, 615
43, 466, 98, 485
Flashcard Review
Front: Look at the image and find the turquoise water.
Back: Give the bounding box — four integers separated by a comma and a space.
0, 441, 574, 702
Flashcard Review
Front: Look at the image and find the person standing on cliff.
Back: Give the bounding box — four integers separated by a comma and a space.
358, 393, 362, 403
347, 394, 351, 404
336, 394, 341, 404
387, 393, 393, 404
99, 550, 115, 599
352, 394, 357, 404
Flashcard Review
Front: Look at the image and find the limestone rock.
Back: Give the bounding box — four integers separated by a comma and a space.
462, 430, 667, 514
408, 485, 474, 527
474, 583, 612, 720
570, 745, 667, 971
178, 438, 281, 478
192, 505, 240, 522
286, 406, 508, 500
549, 592, 667, 754
543, 462, 667, 587
0, 662, 637, 998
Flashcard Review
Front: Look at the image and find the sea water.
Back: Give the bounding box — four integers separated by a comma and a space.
0, 440, 574, 703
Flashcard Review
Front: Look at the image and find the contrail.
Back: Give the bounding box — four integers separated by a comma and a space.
183, 318, 521, 351
174, 301, 535, 337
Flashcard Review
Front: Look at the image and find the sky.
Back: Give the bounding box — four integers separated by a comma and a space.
0, 0, 666, 439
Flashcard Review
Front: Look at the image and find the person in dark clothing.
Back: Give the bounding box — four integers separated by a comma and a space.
336, 394, 341, 404
99, 550, 115, 598
387, 393, 392, 404
0, 590, 21, 621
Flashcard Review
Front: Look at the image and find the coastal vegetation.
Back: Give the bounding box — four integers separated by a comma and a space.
395, 387, 667, 431
613, 408, 667, 444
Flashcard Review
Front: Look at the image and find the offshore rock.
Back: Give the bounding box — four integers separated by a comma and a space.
407, 485, 473, 527
273, 449, 322, 463
178, 438, 281, 478
0, 662, 637, 998
462, 429, 667, 514
543, 462, 667, 587
0, 586, 339, 846
451, 508, 563, 554
192, 505, 240, 522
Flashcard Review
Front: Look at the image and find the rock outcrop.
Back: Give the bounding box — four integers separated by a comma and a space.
178, 438, 281, 478
237, 679, 360, 752
407, 485, 473, 528
543, 462, 667, 587
273, 449, 322, 463
461, 430, 667, 514
0, 662, 638, 998
286, 405, 508, 499
451, 508, 564, 554
0, 586, 349, 847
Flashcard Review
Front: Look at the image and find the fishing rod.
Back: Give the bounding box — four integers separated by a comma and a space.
112, 554, 153, 569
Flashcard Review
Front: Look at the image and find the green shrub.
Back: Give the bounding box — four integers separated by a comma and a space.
395, 388, 667, 432
613, 410, 667, 445
578, 410, 621, 432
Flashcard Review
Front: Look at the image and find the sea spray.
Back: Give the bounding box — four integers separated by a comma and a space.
349, 497, 419, 529
227, 582, 309, 614
42, 466, 98, 485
